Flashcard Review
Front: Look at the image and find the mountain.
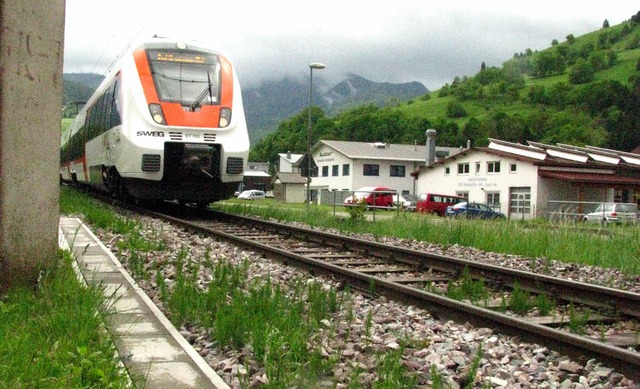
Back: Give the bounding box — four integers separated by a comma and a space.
323, 73, 427, 110
242, 74, 428, 142
62, 73, 103, 117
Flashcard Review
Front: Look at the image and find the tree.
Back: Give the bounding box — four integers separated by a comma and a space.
568, 60, 595, 84
548, 82, 573, 109
541, 110, 607, 146
527, 85, 548, 105
602, 19, 610, 28
446, 100, 467, 118
534, 51, 565, 77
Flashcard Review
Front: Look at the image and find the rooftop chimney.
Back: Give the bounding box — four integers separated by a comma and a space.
287, 150, 291, 159
425, 129, 437, 165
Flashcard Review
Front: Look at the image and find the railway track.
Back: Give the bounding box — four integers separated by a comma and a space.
84, 190, 640, 382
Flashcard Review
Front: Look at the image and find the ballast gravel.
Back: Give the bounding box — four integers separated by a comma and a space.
95, 215, 639, 388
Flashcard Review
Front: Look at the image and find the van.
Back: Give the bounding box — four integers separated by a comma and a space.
416, 193, 466, 216
344, 186, 395, 208
237, 190, 266, 200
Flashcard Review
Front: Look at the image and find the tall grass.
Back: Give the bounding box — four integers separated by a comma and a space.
60, 186, 137, 234
215, 200, 640, 275
0, 249, 133, 388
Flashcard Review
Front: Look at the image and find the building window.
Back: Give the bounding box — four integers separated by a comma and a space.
363, 164, 379, 176
322, 166, 329, 177
444, 167, 450, 175
390, 165, 405, 177
332, 165, 339, 176
486, 192, 500, 209
475, 162, 480, 174
342, 164, 350, 176
510, 163, 517, 173
487, 161, 501, 173
457, 163, 469, 175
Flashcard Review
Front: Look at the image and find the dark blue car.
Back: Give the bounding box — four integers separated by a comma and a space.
445, 202, 506, 219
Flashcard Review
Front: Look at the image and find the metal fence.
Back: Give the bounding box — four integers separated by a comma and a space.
545, 200, 635, 222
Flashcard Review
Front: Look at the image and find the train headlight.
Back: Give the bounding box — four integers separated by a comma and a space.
219, 107, 231, 128
149, 104, 166, 125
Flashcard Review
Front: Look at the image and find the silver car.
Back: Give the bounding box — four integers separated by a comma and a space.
582, 202, 639, 225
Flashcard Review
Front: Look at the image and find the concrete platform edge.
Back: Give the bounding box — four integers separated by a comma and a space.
58, 217, 230, 389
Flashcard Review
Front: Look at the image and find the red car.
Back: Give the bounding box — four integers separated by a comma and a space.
344, 186, 395, 208
416, 193, 466, 216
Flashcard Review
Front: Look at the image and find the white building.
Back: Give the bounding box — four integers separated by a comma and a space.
310, 139, 461, 197
413, 138, 640, 219
272, 172, 307, 203
278, 152, 304, 173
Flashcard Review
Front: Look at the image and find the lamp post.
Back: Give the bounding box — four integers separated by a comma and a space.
306, 62, 326, 206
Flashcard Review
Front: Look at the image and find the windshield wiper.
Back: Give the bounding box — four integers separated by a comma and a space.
190, 71, 212, 111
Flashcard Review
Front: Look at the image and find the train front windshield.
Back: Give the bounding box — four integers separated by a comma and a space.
148, 50, 221, 106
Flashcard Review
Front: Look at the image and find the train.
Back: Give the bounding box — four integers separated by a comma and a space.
60, 37, 249, 206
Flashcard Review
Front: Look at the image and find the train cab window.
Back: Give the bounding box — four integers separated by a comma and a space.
148, 50, 221, 107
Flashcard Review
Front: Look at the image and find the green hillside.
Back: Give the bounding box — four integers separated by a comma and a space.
397, 20, 640, 139
250, 12, 640, 166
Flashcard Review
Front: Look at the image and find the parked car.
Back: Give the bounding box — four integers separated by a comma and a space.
393, 194, 418, 211
344, 186, 395, 208
416, 193, 467, 216
582, 202, 639, 225
445, 202, 506, 219
237, 190, 266, 200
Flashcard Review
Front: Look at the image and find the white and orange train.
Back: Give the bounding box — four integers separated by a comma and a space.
60, 38, 249, 206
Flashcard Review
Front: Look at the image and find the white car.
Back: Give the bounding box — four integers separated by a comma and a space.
582, 202, 638, 225
237, 190, 266, 200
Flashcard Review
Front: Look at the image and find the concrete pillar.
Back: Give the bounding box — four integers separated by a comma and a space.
0, 1, 65, 293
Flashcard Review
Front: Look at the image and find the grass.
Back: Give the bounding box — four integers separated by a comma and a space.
215, 199, 640, 275
0, 249, 133, 388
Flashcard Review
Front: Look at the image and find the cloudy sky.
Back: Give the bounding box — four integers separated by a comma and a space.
63, 1, 638, 91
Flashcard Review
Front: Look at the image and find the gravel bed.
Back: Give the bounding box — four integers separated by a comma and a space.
95, 214, 639, 388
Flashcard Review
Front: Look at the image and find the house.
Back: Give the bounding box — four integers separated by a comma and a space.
412, 138, 640, 219
272, 172, 307, 203
309, 137, 462, 203
278, 152, 304, 173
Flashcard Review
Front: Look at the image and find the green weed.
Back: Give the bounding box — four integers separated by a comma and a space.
0, 249, 134, 388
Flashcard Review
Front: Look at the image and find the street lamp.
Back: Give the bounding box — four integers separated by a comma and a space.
306, 62, 326, 206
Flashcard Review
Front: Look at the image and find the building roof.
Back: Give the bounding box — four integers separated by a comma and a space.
412, 138, 640, 177
278, 153, 304, 164
273, 172, 307, 184
538, 171, 640, 188
315, 140, 462, 162
243, 170, 271, 177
